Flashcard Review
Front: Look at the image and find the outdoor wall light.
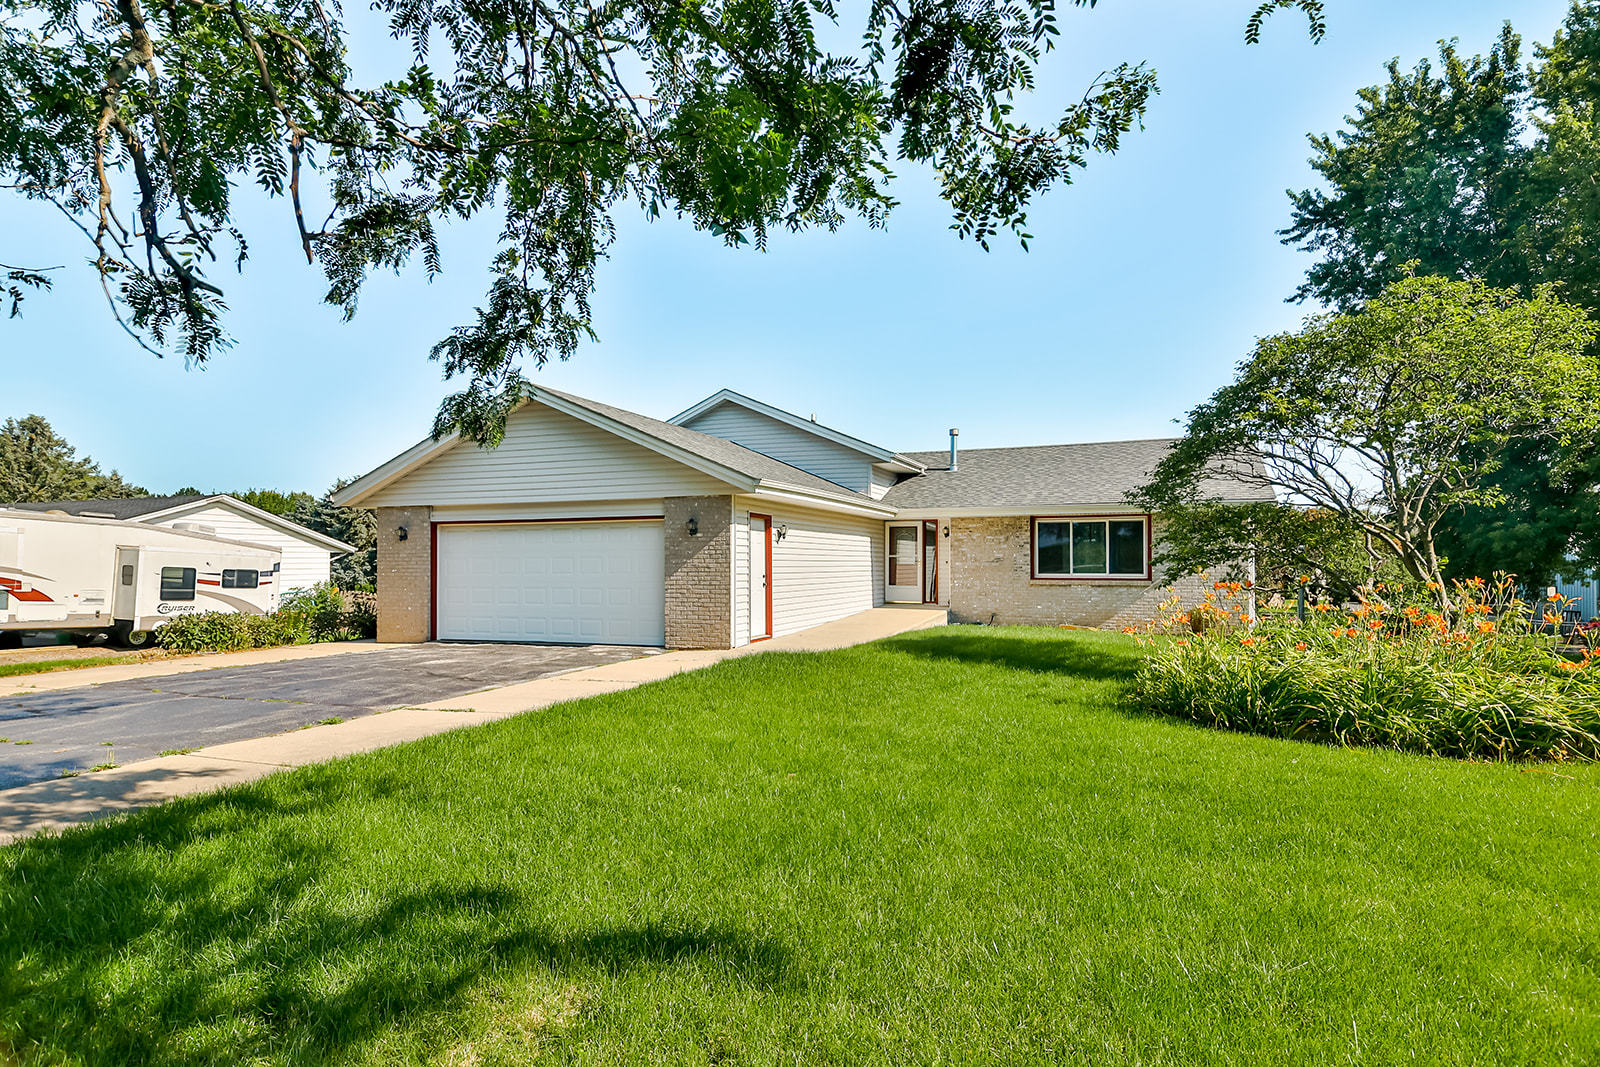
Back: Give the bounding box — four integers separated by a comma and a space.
942, 525, 950, 538
686, 516, 699, 536
775, 524, 789, 543
397, 525, 409, 542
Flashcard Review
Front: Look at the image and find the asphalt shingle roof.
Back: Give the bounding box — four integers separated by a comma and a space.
7, 494, 203, 519
538, 387, 886, 506
882, 439, 1276, 510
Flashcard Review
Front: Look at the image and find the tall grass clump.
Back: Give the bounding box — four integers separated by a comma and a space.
1128, 576, 1600, 761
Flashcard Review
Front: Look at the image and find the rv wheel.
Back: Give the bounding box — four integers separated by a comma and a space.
114, 627, 155, 650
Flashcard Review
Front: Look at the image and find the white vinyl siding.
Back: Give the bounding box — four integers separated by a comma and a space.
683, 404, 873, 492
431, 501, 665, 523
150, 504, 332, 591
363, 405, 729, 508
734, 497, 883, 641
732, 503, 751, 646
867, 466, 903, 500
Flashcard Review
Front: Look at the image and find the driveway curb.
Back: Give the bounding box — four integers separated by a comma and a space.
0, 607, 946, 844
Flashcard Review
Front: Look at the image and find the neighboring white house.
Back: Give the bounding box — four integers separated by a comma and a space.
335, 386, 1271, 649
11, 494, 353, 591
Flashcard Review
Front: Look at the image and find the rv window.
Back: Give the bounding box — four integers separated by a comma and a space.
160, 567, 196, 601
222, 569, 259, 589
121, 565, 134, 586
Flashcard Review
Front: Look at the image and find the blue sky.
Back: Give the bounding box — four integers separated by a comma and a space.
2, 0, 1574, 494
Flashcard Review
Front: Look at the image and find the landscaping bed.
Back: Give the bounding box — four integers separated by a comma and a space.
1130, 578, 1600, 761
1, 627, 1595, 1064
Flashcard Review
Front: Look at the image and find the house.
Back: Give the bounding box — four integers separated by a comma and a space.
333, 387, 1272, 648
11, 494, 353, 592
1556, 571, 1599, 621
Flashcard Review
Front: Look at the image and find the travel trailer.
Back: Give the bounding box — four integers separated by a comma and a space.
0, 511, 282, 648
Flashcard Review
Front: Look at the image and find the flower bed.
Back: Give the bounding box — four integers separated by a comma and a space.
1127, 577, 1600, 761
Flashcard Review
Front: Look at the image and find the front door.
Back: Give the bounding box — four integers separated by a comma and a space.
922, 521, 939, 604
886, 523, 920, 602
749, 514, 772, 640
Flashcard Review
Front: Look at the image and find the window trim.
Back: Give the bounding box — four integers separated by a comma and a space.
1031, 514, 1152, 581
221, 568, 260, 589
160, 566, 197, 601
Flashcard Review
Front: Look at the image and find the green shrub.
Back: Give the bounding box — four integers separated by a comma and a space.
155, 611, 309, 654
340, 590, 377, 639
280, 583, 348, 641
276, 583, 376, 641
1128, 577, 1600, 761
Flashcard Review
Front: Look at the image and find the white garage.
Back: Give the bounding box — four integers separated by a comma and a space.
434, 520, 666, 645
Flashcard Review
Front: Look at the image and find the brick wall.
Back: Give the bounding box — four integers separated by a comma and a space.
948, 515, 1179, 628
376, 506, 432, 642
663, 496, 733, 649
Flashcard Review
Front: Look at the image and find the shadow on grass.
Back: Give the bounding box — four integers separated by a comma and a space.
0, 768, 789, 1065
883, 627, 1141, 683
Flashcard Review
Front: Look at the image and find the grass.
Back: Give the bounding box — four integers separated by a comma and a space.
0, 654, 142, 678
0, 627, 1596, 1065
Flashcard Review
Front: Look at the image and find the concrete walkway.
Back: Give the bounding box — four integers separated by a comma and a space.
0, 606, 946, 844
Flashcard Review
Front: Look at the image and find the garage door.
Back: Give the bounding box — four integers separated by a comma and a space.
435, 521, 665, 645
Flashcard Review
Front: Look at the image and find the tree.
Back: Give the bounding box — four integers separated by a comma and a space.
1142, 501, 1408, 603
1134, 275, 1600, 611
290, 479, 375, 588
0, 414, 146, 502
1281, 2, 1600, 584
232, 488, 315, 516
1, 0, 1323, 442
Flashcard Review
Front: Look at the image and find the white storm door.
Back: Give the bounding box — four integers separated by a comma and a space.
435, 521, 664, 645
886, 523, 921, 602
748, 514, 771, 639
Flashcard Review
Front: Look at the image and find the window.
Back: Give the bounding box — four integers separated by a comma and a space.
1034, 518, 1147, 578
121, 565, 134, 586
159, 567, 196, 601
222, 569, 259, 589
888, 526, 918, 587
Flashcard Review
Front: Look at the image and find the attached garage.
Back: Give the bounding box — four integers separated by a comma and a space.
434, 521, 665, 646
336, 387, 899, 648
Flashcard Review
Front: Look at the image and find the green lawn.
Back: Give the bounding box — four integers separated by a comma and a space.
0, 653, 142, 678
2, 628, 1596, 1064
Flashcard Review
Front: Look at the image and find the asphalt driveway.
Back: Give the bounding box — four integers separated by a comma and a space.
0, 643, 653, 790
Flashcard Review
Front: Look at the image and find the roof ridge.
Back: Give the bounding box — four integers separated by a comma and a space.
904, 437, 1182, 456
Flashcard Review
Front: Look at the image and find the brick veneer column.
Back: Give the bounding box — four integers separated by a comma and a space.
376, 506, 433, 643
663, 496, 733, 649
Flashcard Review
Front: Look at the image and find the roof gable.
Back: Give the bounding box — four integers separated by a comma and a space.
11, 494, 354, 553
148, 496, 356, 554
336, 388, 894, 515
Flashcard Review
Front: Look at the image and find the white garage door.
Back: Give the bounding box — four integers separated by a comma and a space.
435, 521, 665, 645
